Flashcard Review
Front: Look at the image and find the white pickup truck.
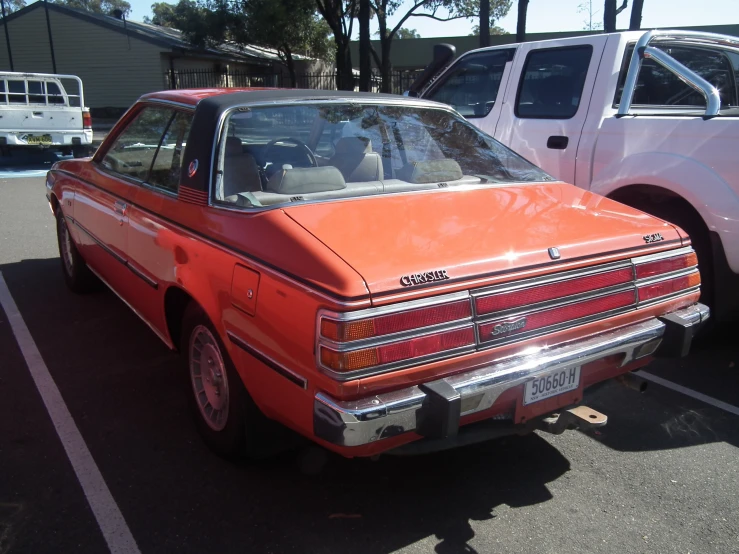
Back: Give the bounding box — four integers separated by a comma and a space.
411, 30, 739, 321
0, 72, 92, 157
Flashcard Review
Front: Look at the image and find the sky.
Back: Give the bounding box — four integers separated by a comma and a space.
120, 0, 736, 38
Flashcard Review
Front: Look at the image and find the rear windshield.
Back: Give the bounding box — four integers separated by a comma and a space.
215, 102, 552, 209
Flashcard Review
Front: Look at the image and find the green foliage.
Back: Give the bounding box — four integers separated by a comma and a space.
1, 0, 27, 14
394, 27, 420, 39
51, 0, 132, 17
469, 24, 506, 36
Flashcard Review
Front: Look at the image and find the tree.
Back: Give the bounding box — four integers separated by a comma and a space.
629, 0, 643, 30
315, 0, 357, 90
144, 1, 178, 26
479, 0, 510, 47
370, 0, 511, 93
603, 0, 627, 33
515, 0, 528, 42
239, 0, 332, 87
394, 27, 420, 39
51, 0, 132, 17
358, 0, 371, 91
468, 23, 505, 36
0, 0, 26, 15
577, 0, 602, 30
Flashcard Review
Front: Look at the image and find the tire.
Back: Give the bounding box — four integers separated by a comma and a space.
56, 209, 97, 293
181, 303, 273, 459
72, 145, 90, 158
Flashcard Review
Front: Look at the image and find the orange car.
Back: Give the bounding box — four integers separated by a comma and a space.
46, 89, 708, 459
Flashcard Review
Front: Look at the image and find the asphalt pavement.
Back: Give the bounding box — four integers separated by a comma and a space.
1, 154, 738, 554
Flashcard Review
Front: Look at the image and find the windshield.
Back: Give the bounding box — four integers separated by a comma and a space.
215, 102, 552, 209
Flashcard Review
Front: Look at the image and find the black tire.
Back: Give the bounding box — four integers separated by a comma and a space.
181, 303, 274, 460
56, 209, 97, 293
72, 145, 90, 158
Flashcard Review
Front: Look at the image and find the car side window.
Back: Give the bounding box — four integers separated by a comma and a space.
614, 45, 738, 109
425, 50, 513, 118
148, 111, 193, 194
516, 46, 593, 119
101, 106, 175, 181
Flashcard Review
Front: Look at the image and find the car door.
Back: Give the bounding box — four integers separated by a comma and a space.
125, 109, 195, 336
422, 47, 516, 137
494, 37, 607, 184
73, 105, 175, 298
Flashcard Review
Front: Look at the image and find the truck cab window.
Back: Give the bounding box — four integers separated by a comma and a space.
516, 46, 593, 119
425, 50, 513, 118
615, 45, 738, 109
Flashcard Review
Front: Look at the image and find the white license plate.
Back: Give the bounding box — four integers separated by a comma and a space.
523, 366, 581, 405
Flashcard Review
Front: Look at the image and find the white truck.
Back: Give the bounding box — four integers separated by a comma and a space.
410, 30, 739, 322
0, 72, 92, 157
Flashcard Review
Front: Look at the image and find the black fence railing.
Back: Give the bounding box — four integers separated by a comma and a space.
165, 69, 424, 95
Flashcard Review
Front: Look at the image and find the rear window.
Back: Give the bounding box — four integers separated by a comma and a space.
215, 102, 552, 210
8, 80, 25, 104
0, 79, 68, 105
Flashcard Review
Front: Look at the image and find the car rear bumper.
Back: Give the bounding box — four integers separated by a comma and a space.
314, 303, 709, 449
0, 130, 93, 146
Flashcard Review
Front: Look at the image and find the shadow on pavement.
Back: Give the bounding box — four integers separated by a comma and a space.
1, 255, 736, 552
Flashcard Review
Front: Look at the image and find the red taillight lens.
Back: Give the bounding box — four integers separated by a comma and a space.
635, 252, 697, 279
320, 327, 475, 372
638, 271, 700, 302
478, 290, 636, 343
321, 300, 471, 342
475, 267, 633, 315
83, 110, 92, 129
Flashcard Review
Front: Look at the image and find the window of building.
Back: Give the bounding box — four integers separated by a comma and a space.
515, 46, 593, 119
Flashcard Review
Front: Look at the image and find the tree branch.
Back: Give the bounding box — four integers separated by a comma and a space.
615, 0, 628, 15
408, 11, 472, 23
390, 0, 431, 36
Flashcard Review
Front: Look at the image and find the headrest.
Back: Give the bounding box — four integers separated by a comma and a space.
397, 159, 463, 184
266, 166, 346, 195
225, 136, 244, 156
335, 136, 372, 155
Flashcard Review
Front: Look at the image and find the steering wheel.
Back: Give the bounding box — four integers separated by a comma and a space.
263, 137, 317, 176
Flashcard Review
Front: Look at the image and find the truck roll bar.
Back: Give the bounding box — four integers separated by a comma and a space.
618, 30, 739, 118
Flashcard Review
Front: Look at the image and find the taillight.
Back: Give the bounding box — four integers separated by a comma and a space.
476, 267, 633, 315
638, 271, 700, 302
83, 110, 92, 129
478, 289, 636, 343
320, 327, 475, 372
321, 299, 471, 342
634, 252, 697, 279
318, 294, 474, 375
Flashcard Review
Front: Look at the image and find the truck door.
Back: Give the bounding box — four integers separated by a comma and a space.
422, 48, 516, 137
494, 37, 607, 183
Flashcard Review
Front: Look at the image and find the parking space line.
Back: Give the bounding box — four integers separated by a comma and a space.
638, 370, 739, 417
0, 272, 141, 554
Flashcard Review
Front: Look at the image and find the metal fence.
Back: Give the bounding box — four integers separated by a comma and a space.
165, 69, 423, 95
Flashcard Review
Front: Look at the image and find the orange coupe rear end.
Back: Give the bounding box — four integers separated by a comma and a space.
46, 89, 708, 459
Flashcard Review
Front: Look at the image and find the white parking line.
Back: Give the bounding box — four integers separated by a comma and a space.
638, 370, 739, 417
0, 272, 141, 554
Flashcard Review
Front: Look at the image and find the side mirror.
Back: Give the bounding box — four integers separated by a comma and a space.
406, 43, 457, 97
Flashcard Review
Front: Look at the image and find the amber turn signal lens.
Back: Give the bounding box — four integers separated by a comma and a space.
635, 252, 698, 279
637, 271, 700, 302
320, 327, 475, 372
321, 300, 471, 342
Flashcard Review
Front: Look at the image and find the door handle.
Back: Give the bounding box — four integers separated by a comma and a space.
547, 136, 569, 150
114, 201, 127, 216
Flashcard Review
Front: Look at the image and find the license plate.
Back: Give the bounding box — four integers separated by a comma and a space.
26, 134, 52, 145
523, 366, 581, 405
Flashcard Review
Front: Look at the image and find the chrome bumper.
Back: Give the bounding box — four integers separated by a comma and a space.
314, 303, 709, 448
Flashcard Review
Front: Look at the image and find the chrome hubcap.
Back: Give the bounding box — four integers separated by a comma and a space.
61, 219, 74, 275
189, 325, 229, 431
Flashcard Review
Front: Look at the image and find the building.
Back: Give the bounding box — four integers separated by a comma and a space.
351, 24, 739, 72
0, 1, 320, 112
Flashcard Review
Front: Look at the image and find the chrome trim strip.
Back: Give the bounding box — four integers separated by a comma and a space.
86, 265, 174, 349
630, 245, 694, 264
227, 332, 307, 389
321, 321, 475, 352
634, 267, 698, 288
321, 290, 470, 322
314, 306, 709, 447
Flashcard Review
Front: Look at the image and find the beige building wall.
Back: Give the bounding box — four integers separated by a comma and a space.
0, 7, 166, 108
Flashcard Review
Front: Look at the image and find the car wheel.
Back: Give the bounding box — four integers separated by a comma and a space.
181, 303, 272, 459
56, 209, 97, 293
